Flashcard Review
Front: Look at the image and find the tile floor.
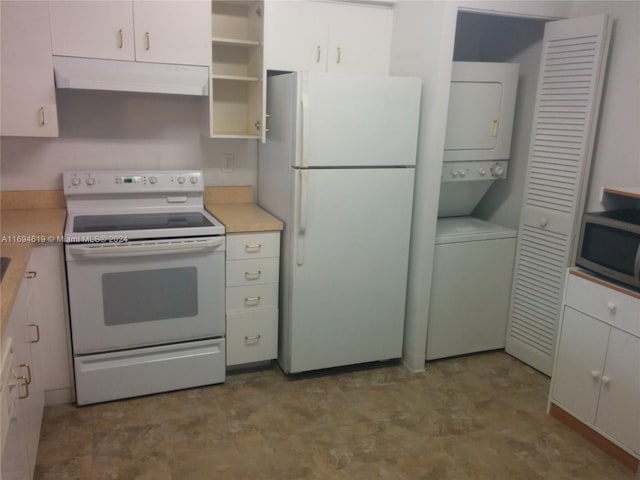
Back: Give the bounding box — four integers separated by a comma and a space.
35, 352, 634, 479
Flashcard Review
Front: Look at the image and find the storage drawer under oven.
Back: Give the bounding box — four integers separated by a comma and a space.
74, 339, 225, 405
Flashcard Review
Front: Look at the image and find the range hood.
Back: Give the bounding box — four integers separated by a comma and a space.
53, 56, 209, 96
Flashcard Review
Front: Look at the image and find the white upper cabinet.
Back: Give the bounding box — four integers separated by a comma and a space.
132, 1, 210, 65
1, 0, 58, 137
50, 1, 210, 66
325, 3, 392, 74
50, 1, 136, 61
264, 0, 392, 74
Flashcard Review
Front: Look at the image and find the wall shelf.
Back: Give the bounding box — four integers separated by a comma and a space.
603, 187, 640, 199
212, 74, 260, 82
212, 37, 259, 47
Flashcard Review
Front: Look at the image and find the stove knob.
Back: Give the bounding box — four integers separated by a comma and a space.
177, 176, 185, 185
459, 170, 467, 177
478, 168, 486, 176
86, 178, 95, 186
149, 176, 158, 185
190, 176, 198, 184
451, 170, 459, 178
71, 178, 81, 186
491, 164, 505, 177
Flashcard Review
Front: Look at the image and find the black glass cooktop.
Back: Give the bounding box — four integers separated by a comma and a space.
73, 212, 214, 233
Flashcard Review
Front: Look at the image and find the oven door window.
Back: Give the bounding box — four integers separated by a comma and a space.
102, 267, 198, 325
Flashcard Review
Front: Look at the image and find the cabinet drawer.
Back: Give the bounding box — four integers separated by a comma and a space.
226, 258, 279, 287
227, 232, 280, 260
226, 309, 278, 366
565, 273, 640, 337
226, 284, 278, 312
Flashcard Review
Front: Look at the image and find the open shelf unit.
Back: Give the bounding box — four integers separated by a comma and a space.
207, 0, 264, 139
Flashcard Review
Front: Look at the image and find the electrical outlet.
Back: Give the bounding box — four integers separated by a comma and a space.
224, 153, 234, 173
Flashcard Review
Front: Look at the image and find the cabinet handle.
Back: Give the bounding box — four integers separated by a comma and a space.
118, 29, 124, 49
245, 270, 262, 280
244, 296, 261, 306
16, 375, 30, 399
245, 243, 262, 253
28, 324, 40, 343
601, 375, 611, 386
244, 334, 261, 345
39, 107, 45, 126
316, 46, 321, 63
265, 114, 271, 133
491, 120, 499, 137
25, 271, 37, 279
19, 364, 32, 385
254, 120, 261, 132
538, 217, 548, 228
606, 302, 616, 313
145, 32, 150, 50
590, 370, 600, 381
336, 47, 341, 64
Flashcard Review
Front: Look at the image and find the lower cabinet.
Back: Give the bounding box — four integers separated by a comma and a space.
2, 261, 45, 480
550, 270, 640, 459
225, 232, 280, 367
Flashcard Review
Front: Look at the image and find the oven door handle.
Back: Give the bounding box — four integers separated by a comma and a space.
67, 238, 224, 259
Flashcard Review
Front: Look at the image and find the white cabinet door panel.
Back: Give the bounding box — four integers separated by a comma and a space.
552, 307, 609, 423
264, 0, 328, 72
1, 1, 58, 137
326, 4, 391, 74
50, 0, 135, 61
132, 0, 210, 65
595, 329, 640, 453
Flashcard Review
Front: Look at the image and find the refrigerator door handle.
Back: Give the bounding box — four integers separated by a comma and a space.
297, 169, 308, 266
301, 94, 310, 168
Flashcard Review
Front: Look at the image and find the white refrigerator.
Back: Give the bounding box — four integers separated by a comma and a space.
258, 72, 421, 373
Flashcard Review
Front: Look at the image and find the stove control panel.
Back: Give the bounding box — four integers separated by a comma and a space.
63, 171, 203, 194
441, 161, 509, 182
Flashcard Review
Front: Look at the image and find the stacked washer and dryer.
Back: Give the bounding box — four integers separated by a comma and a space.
426, 62, 520, 360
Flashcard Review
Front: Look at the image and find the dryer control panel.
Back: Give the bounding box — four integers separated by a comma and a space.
441, 161, 508, 182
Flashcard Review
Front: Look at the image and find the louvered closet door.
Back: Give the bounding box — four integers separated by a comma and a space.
505, 14, 611, 375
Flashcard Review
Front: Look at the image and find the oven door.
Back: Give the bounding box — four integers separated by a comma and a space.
65, 237, 225, 354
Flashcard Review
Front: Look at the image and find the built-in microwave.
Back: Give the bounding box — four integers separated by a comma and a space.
575, 209, 640, 290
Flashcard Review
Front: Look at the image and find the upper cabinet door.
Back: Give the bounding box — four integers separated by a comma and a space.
264, 0, 329, 72
326, 4, 392, 74
1, 0, 58, 137
264, 0, 392, 74
50, 0, 135, 61
132, 1, 210, 66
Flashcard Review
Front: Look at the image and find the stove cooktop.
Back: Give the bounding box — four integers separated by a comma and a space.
73, 212, 215, 233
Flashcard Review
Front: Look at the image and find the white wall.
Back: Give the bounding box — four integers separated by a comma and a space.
568, 1, 640, 211
0, 91, 257, 192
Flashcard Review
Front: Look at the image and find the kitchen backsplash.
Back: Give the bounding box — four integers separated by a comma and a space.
0, 90, 257, 191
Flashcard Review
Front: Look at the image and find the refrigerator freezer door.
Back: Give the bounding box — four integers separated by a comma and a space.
300, 73, 421, 168
283, 167, 415, 373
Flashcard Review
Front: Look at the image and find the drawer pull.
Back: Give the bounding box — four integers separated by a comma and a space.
245, 270, 262, 280
19, 364, 32, 385
25, 271, 37, 279
245, 334, 261, 345
28, 324, 40, 343
16, 375, 30, 399
244, 296, 261, 306
245, 243, 262, 253
606, 302, 616, 313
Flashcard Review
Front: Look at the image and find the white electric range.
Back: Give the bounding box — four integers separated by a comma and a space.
63, 170, 227, 405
